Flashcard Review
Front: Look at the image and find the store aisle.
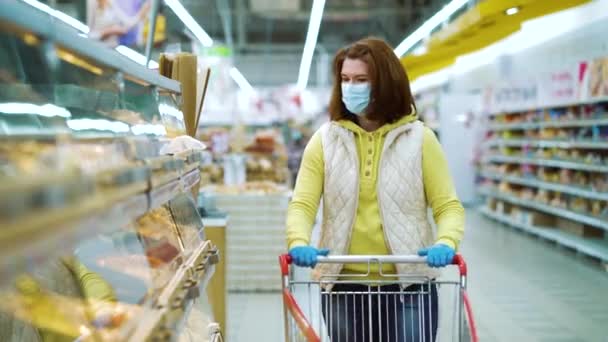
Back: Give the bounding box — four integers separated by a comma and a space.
227, 209, 608, 341
462, 210, 608, 342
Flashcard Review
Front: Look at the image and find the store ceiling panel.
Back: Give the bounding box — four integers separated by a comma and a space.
402, 0, 591, 81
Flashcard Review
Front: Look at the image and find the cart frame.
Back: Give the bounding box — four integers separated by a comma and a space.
279, 254, 478, 342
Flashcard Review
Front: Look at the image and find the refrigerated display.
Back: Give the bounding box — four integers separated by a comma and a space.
0, 2, 221, 341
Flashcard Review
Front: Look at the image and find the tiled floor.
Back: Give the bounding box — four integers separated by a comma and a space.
227, 209, 608, 341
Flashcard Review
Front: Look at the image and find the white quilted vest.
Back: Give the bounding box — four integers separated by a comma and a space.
314, 120, 438, 288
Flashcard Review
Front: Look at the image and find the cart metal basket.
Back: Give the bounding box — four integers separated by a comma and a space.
279, 254, 477, 342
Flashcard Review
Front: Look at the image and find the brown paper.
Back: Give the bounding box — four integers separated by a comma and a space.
171, 53, 198, 137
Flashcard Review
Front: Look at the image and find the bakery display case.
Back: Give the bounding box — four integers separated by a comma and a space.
0, 2, 221, 341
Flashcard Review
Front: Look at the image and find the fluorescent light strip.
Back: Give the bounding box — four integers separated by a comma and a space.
159, 103, 184, 119
67, 119, 130, 133
505, 7, 520, 16
230, 67, 254, 95
116, 45, 160, 69
394, 0, 468, 57
297, 0, 326, 90
21, 0, 89, 33
131, 123, 167, 136
0, 102, 72, 118
164, 0, 213, 47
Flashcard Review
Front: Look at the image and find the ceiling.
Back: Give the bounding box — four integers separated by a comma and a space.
179, 0, 449, 53
52, 0, 452, 86
173, 0, 451, 86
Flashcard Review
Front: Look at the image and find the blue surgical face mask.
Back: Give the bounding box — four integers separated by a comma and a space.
341, 82, 371, 115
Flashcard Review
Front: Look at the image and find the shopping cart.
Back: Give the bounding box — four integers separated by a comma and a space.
279, 254, 477, 342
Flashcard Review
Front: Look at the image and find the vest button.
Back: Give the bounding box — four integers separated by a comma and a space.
365, 171, 370, 177
367, 160, 372, 165
368, 136, 372, 142
368, 149, 372, 155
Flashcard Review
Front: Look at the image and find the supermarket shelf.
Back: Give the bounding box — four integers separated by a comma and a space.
486, 96, 608, 117
149, 169, 200, 210
483, 139, 608, 150
0, 168, 201, 280
482, 155, 608, 173
488, 118, 608, 131
480, 207, 608, 262
0, 192, 149, 278
0, 1, 180, 94
149, 179, 183, 210
478, 188, 608, 231
480, 172, 608, 201
182, 169, 201, 190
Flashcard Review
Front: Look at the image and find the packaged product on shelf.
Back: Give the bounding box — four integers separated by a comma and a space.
584, 152, 603, 165
497, 181, 511, 194
135, 207, 184, 272
591, 173, 607, 192
601, 202, 608, 219
549, 192, 567, 209
521, 188, 535, 201
573, 171, 589, 188
0, 256, 142, 342
109, 109, 147, 126
591, 200, 603, 217
569, 197, 590, 215
521, 164, 534, 178
166, 194, 205, 253
555, 149, 569, 161
539, 128, 557, 140
535, 190, 550, 204
559, 169, 573, 185
524, 110, 538, 123
0, 140, 61, 177
498, 164, 510, 175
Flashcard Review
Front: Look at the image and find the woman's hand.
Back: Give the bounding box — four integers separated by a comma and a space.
417, 244, 455, 268
289, 246, 330, 268
100, 24, 128, 39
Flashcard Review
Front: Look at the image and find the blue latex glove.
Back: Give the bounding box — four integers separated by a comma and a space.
289, 246, 330, 268
417, 244, 455, 268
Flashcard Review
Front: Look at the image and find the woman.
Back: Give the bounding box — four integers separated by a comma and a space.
286, 38, 465, 342
87, 0, 151, 47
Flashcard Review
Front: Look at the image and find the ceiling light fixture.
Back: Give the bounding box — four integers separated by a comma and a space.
230, 67, 255, 95
297, 0, 326, 90
505, 7, 520, 16
394, 0, 468, 57
21, 0, 89, 33
67, 119, 131, 133
116, 45, 160, 69
164, 0, 213, 47
0, 102, 72, 118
